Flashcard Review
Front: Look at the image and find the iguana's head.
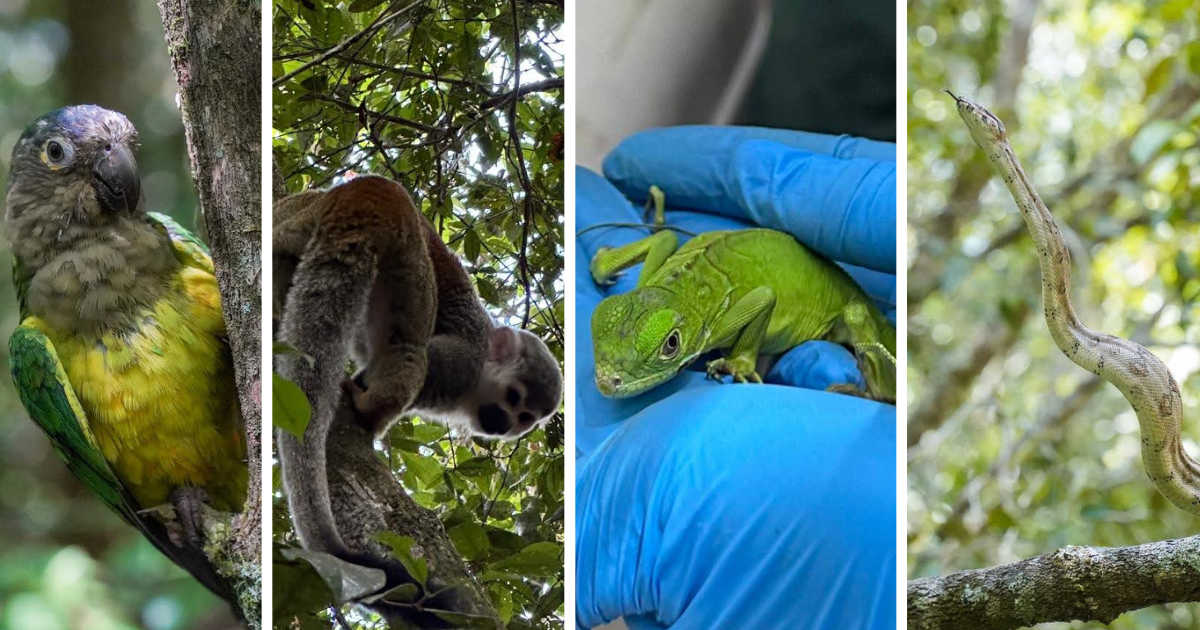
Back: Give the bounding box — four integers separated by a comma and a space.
591, 288, 706, 398
6, 105, 142, 229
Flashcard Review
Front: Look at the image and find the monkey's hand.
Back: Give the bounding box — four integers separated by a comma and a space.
341, 376, 400, 438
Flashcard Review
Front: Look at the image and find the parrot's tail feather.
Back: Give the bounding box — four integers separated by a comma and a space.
139, 519, 238, 611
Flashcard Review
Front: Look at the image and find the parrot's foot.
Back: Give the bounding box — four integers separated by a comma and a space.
170, 486, 210, 548
705, 356, 762, 384
590, 247, 619, 286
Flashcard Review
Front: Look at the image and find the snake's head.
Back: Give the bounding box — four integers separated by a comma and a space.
945, 90, 1007, 148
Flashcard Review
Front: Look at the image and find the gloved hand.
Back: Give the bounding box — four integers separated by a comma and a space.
575, 126, 897, 629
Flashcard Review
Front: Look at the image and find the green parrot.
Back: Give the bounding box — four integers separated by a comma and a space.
4, 105, 247, 603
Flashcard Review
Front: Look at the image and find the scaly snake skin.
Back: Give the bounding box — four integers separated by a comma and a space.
950, 92, 1200, 517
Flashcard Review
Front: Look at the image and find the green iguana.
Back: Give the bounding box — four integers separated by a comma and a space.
589, 188, 896, 402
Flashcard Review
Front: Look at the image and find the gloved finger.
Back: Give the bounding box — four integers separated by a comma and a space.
576, 386, 896, 630
604, 136, 896, 273
765, 341, 865, 391
603, 125, 895, 166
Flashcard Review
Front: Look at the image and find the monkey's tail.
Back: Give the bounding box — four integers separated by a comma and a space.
276, 240, 375, 558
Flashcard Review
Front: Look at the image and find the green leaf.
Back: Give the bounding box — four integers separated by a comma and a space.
1143, 57, 1173, 101
273, 372, 312, 438
489, 584, 514, 623
412, 422, 450, 443
1130, 120, 1178, 165
488, 541, 561, 578
401, 451, 444, 488
372, 532, 429, 586
541, 457, 563, 497
448, 521, 491, 560
279, 547, 387, 603
464, 228, 481, 263
272, 550, 336, 620
456, 455, 496, 478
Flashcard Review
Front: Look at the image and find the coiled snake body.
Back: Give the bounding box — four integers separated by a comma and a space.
950, 92, 1200, 517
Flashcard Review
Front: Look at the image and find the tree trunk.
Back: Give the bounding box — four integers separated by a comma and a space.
908, 535, 1200, 629
327, 407, 505, 629
157, 0, 263, 625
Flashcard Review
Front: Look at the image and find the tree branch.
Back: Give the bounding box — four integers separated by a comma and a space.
158, 0, 262, 624
272, 0, 423, 87
908, 536, 1200, 629
327, 404, 504, 628
506, 0, 536, 328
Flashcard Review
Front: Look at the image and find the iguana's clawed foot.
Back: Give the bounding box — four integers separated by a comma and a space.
169, 486, 210, 548
705, 356, 762, 384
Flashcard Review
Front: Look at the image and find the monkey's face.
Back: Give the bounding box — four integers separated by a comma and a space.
471, 379, 553, 439
467, 327, 562, 440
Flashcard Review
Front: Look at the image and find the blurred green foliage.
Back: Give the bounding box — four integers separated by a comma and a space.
272, 0, 564, 628
908, 0, 1200, 627
0, 1, 231, 629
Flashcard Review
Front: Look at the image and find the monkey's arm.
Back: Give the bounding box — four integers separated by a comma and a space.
272, 191, 324, 312
414, 302, 490, 411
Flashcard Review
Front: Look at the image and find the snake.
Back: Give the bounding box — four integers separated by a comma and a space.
948, 91, 1200, 518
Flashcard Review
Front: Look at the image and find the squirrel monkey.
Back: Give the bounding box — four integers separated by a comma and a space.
273, 176, 562, 620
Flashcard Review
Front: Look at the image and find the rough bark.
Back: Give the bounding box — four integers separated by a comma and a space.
157, 0, 263, 625
327, 405, 504, 629
908, 536, 1200, 629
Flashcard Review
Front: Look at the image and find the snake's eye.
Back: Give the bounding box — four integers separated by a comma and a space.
661, 329, 681, 359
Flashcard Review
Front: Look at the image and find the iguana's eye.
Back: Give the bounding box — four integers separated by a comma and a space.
661, 330, 681, 359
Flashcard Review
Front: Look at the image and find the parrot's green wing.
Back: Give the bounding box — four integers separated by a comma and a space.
148, 212, 214, 271
8, 325, 233, 602
9, 326, 134, 517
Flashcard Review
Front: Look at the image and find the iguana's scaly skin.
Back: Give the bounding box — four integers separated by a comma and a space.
590, 227, 896, 401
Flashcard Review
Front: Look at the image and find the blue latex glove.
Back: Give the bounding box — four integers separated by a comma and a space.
575, 126, 897, 629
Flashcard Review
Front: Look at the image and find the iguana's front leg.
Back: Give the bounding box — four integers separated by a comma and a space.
590, 230, 679, 287
706, 286, 776, 383
828, 301, 897, 403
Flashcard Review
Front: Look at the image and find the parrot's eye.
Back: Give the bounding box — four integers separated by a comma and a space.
42, 138, 73, 167
661, 329, 681, 359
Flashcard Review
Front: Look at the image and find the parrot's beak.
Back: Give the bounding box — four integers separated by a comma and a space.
92, 142, 141, 213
